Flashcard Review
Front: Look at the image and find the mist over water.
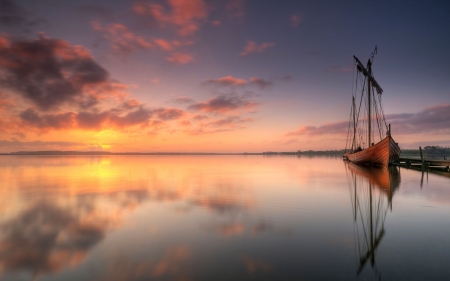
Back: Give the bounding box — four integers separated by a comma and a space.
0, 155, 449, 281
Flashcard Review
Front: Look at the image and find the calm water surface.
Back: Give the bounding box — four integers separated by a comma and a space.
0, 155, 449, 281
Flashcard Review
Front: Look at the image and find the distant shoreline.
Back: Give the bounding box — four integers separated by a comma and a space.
0, 150, 345, 156
0, 148, 446, 157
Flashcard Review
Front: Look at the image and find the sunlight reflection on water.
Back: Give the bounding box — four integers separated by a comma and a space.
0, 155, 449, 280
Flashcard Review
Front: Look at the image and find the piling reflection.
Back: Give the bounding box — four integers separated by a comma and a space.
345, 162, 401, 278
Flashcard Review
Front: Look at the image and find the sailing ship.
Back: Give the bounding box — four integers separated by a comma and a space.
343, 47, 401, 166
346, 162, 401, 278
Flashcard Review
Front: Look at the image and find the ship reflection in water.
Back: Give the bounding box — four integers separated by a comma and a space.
346, 162, 401, 279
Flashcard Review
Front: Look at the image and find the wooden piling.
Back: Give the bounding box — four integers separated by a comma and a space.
419, 146, 424, 168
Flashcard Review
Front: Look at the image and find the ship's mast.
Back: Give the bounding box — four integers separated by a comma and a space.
367, 59, 372, 148
352, 96, 356, 150
353, 55, 383, 148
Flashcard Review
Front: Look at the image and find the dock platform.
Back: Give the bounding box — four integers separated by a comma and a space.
394, 157, 450, 172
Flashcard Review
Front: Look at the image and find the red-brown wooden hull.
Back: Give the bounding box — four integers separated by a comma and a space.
344, 136, 400, 166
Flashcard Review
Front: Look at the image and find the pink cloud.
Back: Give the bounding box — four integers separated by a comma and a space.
240, 41, 274, 57
154, 38, 194, 51
91, 21, 152, 55
133, 0, 208, 36
386, 104, 450, 134
166, 52, 194, 64
285, 104, 450, 138
172, 96, 194, 104
249, 77, 272, 89
93, 22, 195, 55
285, 122, 349, 136
202, 75, 247, 87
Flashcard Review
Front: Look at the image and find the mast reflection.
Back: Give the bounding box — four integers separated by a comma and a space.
345, 162, 401, 278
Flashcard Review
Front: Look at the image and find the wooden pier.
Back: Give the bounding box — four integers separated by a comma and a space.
394, 158, 450, 172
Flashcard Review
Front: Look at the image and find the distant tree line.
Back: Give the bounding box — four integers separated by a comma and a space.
263, 149, 346, 155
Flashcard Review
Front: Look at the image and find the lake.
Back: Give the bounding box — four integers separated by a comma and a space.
0, 155, 449, 281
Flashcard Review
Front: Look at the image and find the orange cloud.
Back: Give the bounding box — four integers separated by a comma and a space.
133, 0, 208, 36
240, 40, 274, 57
166, 52, 194, 64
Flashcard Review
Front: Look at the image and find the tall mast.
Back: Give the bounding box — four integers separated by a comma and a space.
367, 59, 372, 148
352, 96, 356, 150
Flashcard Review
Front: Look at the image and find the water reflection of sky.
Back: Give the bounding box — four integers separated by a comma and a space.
0, 155, 449, 280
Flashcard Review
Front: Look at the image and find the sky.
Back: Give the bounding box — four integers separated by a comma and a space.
0, 0, 449, 153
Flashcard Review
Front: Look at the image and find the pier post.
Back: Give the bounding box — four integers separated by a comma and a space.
419, 147, 424, 168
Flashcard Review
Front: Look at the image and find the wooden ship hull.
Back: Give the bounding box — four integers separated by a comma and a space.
344, 136, 400, 166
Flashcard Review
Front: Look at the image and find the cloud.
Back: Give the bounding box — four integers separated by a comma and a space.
20, 108, 75, 130
183, 115, 253, 135
249, 77, 273, 89
285, 104, 450, 138
92, 22, 153, 55
192, 114, 209, 121
202, 75, 247, 87
0, 34, 110, 111
153, 108, 185, 120
206, 116, 253, 128
154, 38, 194, 51
17, 106, 180, 132
92, 22, 195, 56
166, 52, 194, 64
291, 14, 301, 27
0, 0, 44, 32
240, 41, 274, 57
172, 95, 194, 104
202, 76, 274, 89
285, 121, 349, 136
0, 139, 82, 152
188, 94, 259, 114
133, 0, 208, 36
386, 104, 450, 134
